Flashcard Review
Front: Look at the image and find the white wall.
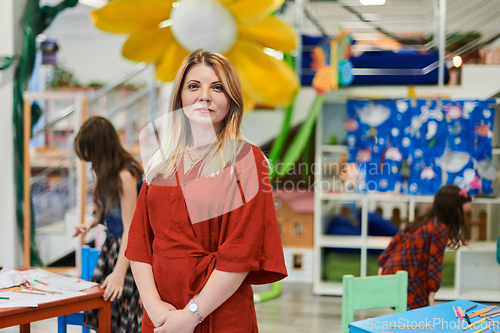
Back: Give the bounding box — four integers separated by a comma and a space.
241, 88, 317, 146
0, 0, 27, 268
42, 4, 150, 85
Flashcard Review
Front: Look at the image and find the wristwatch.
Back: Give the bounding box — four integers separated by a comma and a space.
188, 298, 204, 323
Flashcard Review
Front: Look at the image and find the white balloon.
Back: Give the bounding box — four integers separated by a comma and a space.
171, 0, 237, 54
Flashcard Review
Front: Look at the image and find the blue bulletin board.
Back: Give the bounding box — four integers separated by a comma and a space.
344, 99, 497, 195
349, 300, 498, 333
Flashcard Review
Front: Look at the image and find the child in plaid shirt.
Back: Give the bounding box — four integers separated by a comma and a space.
378, 185, 471, 309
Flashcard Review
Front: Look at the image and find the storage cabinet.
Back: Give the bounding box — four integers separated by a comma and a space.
313, 103, 500, 301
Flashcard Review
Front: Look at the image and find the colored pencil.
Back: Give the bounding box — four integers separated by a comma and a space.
481, 309, 500, 317
34, 279, 48, 286
32, 287, 62, 295
466, 304, 478, 312
485, 317, 500, 326
390, 324, 434, 329
463, 317, 486, 330
470, 306, 497, 319
12, 290, 45, 296
472, 326, 490, 333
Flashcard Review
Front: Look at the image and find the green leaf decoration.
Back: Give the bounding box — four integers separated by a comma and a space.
0, 56, 18, 71
268, 52, 297, 182
268, 100, 294, 181
12, 0, 80, 266
301, 134, 312, 182
277, 95, 324, 177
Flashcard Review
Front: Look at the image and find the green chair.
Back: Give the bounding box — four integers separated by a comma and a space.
341, 271, 408, 333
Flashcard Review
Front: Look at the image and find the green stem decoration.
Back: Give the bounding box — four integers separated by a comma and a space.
268, 100, 295, 181
3, 0, 79, 266
254, 281, 283, 303
268, 52, 297, 182
257, 52, 296, 304
277, 95, 324, 177
301, 131, 313, 182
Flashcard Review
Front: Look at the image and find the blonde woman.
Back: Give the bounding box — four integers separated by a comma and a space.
125, 49, 287, 333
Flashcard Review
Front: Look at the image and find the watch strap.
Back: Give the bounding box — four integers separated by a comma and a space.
188, 298, 204, 323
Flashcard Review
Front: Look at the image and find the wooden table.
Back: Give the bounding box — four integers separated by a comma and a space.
0, 285, 110, 333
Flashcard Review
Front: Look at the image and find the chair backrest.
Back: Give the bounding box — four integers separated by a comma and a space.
81, 245, 100, 281
341, 271, 408, 333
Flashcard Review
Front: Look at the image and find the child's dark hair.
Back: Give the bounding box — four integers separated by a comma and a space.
406, 185, 471, 249
74, 117, 144, 220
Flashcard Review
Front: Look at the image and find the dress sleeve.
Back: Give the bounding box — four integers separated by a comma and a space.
215, 145, 287, 285
378, 230, 403, 268
427, 223, 447, 293
125, 183, 154, 265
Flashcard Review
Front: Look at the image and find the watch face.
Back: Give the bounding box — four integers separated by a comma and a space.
189, 303, 198, 312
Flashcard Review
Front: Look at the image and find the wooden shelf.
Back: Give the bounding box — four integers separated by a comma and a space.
318, 236, 363, 248
324, 144, 500, 156
366, 236, 392, 249
318, 236, 391, 250
320, 192, 500, 204
313, 281, 343, 296
313, 282, 500, 302
314, 281, 461, 300
321, 145, 347, 153
434, 287, 458, 301
458, 290, 500, 302
460, 241, 497, 252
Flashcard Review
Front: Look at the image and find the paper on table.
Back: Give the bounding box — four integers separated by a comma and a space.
20, 269, 98, 291
0, 268, 98, 309
0, 270, 24, 289
0, 291, 38, 308
0, 288, 86, 309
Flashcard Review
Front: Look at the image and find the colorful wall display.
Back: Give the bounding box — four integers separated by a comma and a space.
344, 98, 498, 195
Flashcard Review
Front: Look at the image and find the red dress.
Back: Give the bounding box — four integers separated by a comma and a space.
125, 144, 287, 332
378, 218, 448, 309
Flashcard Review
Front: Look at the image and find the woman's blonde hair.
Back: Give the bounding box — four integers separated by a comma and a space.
146, 49, 248, 182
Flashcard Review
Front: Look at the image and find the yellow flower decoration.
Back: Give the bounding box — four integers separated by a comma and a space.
91, 0, 299, 112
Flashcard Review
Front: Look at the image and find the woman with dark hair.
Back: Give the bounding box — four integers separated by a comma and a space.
378, 185, 472, 310
73, 116, 143, 332
125, 49, 287, 333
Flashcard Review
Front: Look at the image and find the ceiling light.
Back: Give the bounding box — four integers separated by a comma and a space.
360, 0, 386, 5
453, 56, 462, 68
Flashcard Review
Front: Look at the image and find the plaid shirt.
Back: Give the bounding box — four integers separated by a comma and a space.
378, 218, 448, 310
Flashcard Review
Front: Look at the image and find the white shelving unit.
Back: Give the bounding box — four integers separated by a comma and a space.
313, 104, 500, 302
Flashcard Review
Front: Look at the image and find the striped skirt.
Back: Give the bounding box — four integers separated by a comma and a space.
84, 237, 142, 332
